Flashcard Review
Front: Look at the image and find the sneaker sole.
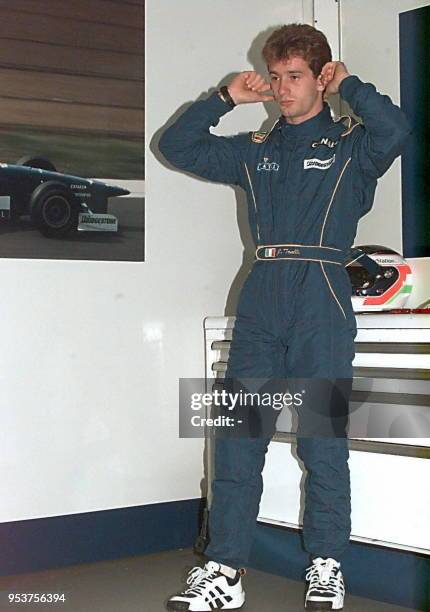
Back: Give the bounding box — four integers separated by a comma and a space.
305, 602, 343, 611
166, 603, 245, 612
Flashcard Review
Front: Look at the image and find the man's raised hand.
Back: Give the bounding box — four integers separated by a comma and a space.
320, 61, 350, 99
227, 71, 273, 105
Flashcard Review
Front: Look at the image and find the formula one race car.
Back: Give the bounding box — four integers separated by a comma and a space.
0, 155, 129, 237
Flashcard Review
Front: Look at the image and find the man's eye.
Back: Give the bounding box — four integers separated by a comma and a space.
270, 75, 279, 81
291, 76, 299, 80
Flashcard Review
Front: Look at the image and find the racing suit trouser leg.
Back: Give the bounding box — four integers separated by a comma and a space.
205, 267, 284, 568
204, 433, 274, 569
285, 274, 356, 561
296, 436, 351, 560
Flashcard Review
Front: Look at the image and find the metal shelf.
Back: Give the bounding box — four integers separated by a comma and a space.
272, 431, 430, 459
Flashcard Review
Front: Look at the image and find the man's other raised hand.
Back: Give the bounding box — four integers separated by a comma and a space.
227, 71, 274, 105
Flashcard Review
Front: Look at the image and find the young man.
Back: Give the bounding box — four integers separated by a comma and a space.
159, 23, 411, 611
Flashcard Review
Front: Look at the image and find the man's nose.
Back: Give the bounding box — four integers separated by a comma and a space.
278, 79, 289, 96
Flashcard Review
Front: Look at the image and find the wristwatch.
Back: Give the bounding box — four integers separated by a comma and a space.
217, 85, 236, 108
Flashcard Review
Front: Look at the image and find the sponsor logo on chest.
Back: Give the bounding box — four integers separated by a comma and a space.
311, 136, 339, 149
304, 154, 336, 170
257, 157, 279, 172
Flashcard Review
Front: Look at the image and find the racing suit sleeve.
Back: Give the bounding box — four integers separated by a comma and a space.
339, 75, 412, 180
158, 92, 246, 186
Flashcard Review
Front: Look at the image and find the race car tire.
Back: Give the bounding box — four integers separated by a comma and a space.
30, 181, 79, 238
17, 155, 57, 172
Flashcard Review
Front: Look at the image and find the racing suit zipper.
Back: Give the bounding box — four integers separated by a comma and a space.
274, 137, 296, 328
268, 163, 274, 243
268, 137, 281, 243
283, 138, 297, 241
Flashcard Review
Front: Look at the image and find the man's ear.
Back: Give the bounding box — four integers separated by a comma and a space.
316, 73, 326, 92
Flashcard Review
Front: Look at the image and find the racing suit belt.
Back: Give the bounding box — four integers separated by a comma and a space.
255, 244, 345, 265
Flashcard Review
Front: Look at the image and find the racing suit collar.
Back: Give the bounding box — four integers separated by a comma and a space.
277, 102, 334, 138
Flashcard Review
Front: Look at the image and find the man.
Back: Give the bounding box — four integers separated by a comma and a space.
159, 23, 411, 611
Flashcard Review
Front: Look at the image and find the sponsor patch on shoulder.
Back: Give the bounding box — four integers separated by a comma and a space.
251, 131, 269, 143
304, 154, 336, 170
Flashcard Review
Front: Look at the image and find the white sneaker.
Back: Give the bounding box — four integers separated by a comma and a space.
304, 557, 345, 610
166, 560, 246, 611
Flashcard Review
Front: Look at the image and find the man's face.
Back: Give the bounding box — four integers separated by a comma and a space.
268, 55, 325, 124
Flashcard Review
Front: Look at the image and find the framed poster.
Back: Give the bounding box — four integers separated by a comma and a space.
0, 0, 144, 261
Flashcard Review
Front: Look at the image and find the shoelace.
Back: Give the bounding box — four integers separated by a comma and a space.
305, 559, 341, 591
183, 566, 218, 594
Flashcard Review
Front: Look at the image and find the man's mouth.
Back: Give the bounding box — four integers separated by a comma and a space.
281, 100, 294, 106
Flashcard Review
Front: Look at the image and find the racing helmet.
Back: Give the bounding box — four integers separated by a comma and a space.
345, 245, 413, 312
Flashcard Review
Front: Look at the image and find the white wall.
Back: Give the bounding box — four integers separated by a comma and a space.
0, 0, 305, 523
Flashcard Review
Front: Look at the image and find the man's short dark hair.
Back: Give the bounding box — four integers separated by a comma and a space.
262, 23, 332, 79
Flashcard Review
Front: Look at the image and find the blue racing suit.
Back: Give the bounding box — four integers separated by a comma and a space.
159, 76, 412, 567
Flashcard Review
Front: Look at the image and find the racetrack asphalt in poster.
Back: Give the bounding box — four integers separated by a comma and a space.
0, 196, 144, 262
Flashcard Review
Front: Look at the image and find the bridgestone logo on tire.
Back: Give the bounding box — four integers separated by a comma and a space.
80, 216, 112, 224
